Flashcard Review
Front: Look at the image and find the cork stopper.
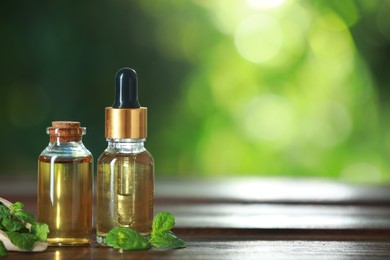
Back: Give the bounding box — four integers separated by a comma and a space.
47, 121, 86, 142
52, 121, 80, 128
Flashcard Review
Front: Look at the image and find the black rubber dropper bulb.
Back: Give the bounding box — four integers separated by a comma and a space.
112, 68, 141, 108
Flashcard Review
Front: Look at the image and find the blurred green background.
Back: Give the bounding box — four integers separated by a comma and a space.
1, 0, 390, 183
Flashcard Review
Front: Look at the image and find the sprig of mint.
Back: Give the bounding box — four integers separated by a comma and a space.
149, 212, 187, 249
0, 201, 50, 255
106, 211, 187, 252
106, 227, 149, 251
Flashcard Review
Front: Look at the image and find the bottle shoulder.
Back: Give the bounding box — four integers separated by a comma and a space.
98, 149, 154, 165
40, 142, 93, 159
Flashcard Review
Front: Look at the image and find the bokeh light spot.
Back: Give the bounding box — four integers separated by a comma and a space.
309, 13, 353, 61
208, 0, 247, 35
319, 12, 348, 31
247, 0, 287, 9
241, 94, 293, 142
266, 2, 309, 67
209, 48, 259, 111
235, 14, 283, 64
303, 101, 352, 148
197, 118, 250, 174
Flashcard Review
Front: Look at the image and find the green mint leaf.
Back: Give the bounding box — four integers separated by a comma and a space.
14, 210, 35, 224
0, 205, 10, 231
106, 227, 149, 251
0, 240, 7, 256
150, 212, 187, 249
149, 231, 187, 249
31, 222, 50, 241
0, 204, 9, 219
10, 202, 24, 212
152, 212, 175, 234
10, 202, 35, 224
5, 231, 37, 251
2, 218, 24, 232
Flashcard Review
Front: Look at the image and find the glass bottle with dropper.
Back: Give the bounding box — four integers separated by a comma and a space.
96, 68, 154, 245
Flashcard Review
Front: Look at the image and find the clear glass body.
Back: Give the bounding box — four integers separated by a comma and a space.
37, 139, 93, 246
96, 138, 154, 245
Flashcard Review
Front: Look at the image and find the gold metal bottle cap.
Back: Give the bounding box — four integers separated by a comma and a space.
105, 107, 147, 138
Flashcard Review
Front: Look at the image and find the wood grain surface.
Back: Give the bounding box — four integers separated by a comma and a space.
1, 177, 390, 259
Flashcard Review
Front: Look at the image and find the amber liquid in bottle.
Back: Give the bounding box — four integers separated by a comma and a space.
96, 149, 154, 244
38, 155, 93, 245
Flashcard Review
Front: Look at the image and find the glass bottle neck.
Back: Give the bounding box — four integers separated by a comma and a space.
49, 138, 84, 145
106, 138, 146, 154
42, 139, 91, 158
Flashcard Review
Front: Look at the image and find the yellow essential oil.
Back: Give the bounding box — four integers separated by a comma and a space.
37, 121, 93, 246
96, 148, 154, 242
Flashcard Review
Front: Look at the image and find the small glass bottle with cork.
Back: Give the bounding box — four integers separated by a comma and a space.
37, 121, 93, 246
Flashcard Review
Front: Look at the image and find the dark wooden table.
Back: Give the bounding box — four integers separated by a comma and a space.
1, 177, 390, 259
